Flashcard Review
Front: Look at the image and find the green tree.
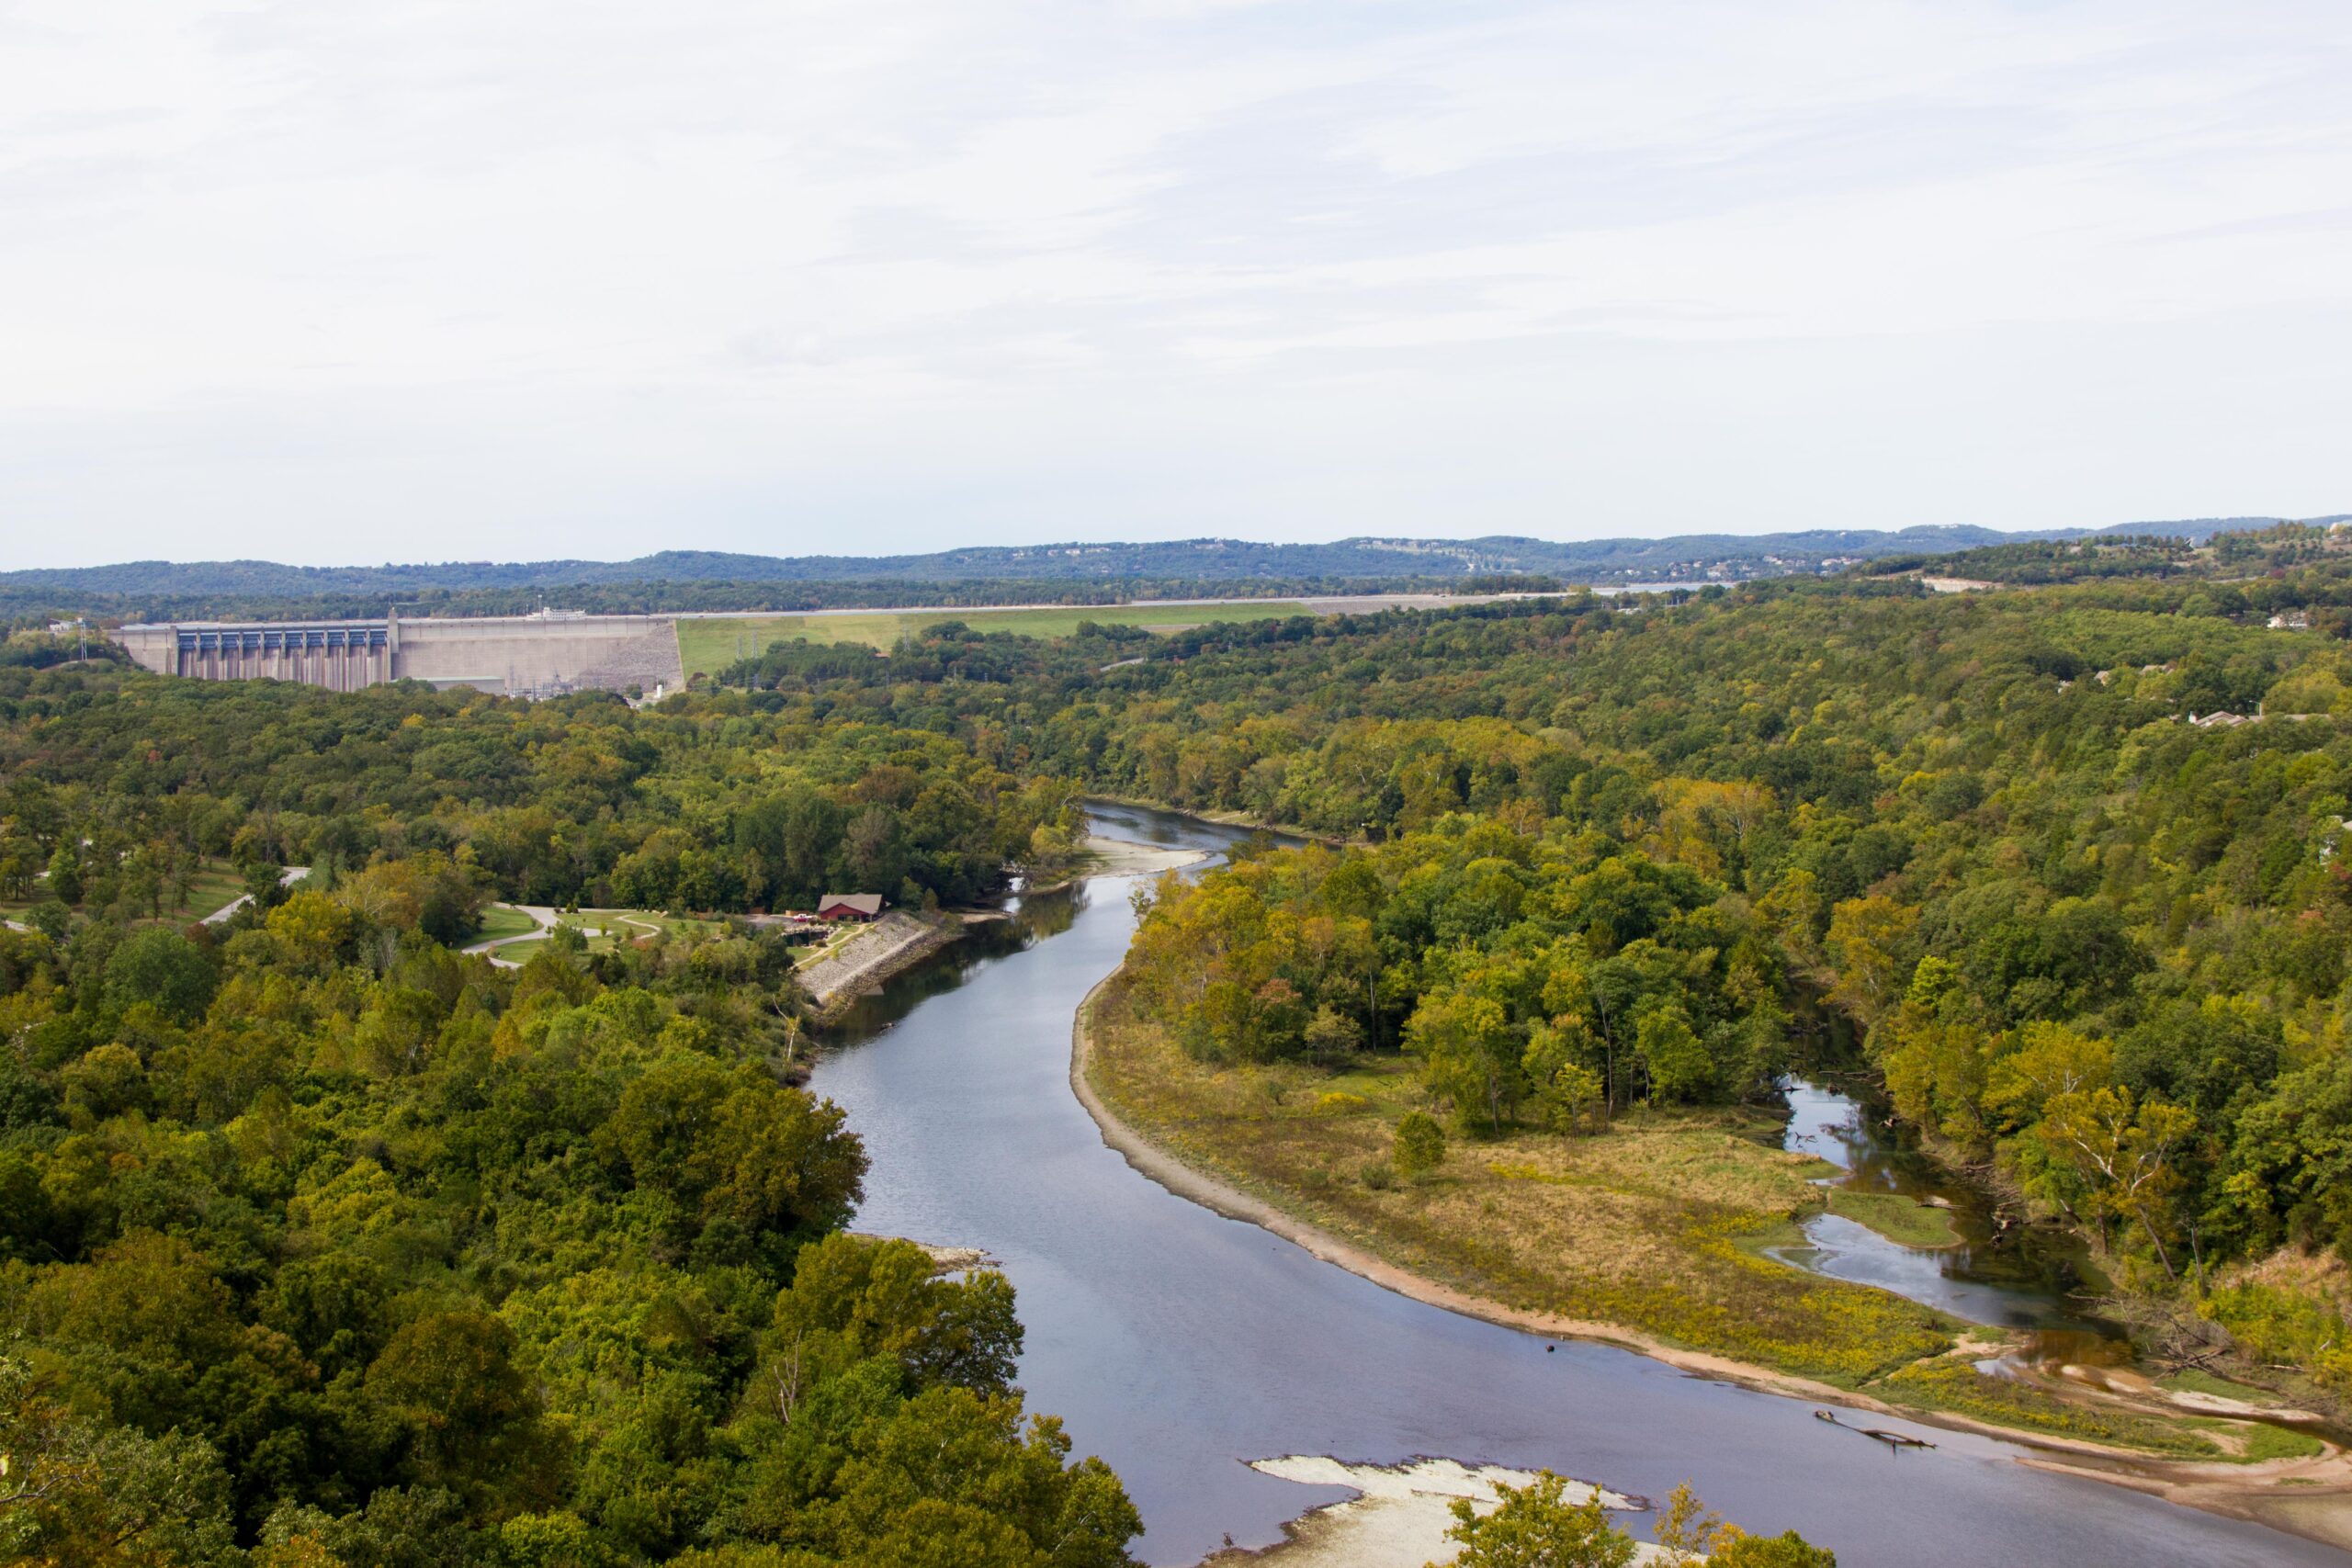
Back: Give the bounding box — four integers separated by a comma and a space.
1824, 896, 1917, 1030
102, 926, 217, 1024
1405, 987, 1524, 1134
1439, 1472, 1636, 1568
1394, 1111, 1447, 1179
1635, 1007, 1712, 1104
767, 1234, 1023, 1402
363, 1312, 553, 1504
0, 1359, 241, 1568
45, 842, 83, 907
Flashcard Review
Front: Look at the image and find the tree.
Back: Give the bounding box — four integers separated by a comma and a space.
1636, 1007, 1712, 1104
1823, 896, 1917, 1030
1984, 1020, 2112, 1133
1653, 1482, 1836, 1567
102, 926, 217, 1024
1394, 1111, 1447, 1179
1302, 1005, 1363, 1065
602, 1057, 868, 1262
1524, 1010, 1608, 1134
0, 1358, 241, 1568
1440, 1472, 1637, 1568
2036, 1088, 2198, 1278
240, 859, 288, 914
45, 842, 83, 908
363, 1312, 553, 1504
1708, 1533, 1838, 1567
769, 1234, 1023, 1399
1405, 987, 1524, 1134
266, 889, 354, 973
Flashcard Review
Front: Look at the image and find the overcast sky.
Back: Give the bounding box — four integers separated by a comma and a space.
3, 1, 2347, 568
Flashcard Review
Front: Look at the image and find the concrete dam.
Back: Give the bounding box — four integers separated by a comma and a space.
115, 610, 685, 698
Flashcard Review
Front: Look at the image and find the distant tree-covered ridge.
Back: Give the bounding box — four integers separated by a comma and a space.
12, 514, 2336, 619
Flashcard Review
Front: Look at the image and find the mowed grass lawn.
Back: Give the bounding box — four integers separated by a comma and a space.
476, 908, 729, 961
676, 602, 1309, 677
473, 904, 542, 943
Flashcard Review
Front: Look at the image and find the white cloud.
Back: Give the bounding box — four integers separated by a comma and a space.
0, 0, 2346, 564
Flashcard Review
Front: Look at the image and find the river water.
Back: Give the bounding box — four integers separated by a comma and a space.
1775, 1078, 2129, 1367
810, 805, 2338, 1566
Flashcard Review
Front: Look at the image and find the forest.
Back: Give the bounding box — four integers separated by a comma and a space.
0, 649, 1159, 1564
0, 671, 1083, 919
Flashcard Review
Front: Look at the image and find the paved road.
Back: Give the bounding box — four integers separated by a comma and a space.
462, 904, 558, 968
201, 865, 312, 925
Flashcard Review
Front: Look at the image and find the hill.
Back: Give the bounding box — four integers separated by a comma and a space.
9, 517, 2337, 604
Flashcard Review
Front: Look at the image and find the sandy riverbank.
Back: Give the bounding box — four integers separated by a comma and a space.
1066, 971, 2352, 1554
1081, 835, 1212, 876
1198, 1458, 1668, 1568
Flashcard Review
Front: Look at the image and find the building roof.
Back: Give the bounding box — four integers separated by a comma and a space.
819, 893, 884, 915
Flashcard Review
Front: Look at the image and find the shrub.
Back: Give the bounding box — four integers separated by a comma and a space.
1395, 1111, 1447, 1178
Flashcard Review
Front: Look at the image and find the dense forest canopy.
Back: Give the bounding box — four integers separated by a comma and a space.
0, 676, 1082, 918
0, 642, 1151, 1565
0, 846, 1140, 1566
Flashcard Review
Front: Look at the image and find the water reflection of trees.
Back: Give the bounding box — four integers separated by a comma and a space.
823, 887, 1084, 1039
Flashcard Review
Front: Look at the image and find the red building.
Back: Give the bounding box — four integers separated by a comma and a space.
818, 893, 883, 921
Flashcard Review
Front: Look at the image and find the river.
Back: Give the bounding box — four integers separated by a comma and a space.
810, 805, 2338, 1566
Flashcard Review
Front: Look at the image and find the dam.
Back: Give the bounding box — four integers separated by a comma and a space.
114, 609, 684, 698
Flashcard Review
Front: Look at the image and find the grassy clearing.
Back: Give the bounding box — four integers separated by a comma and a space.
675, 602, 1309, 676
576, 908, 728, 941
2159, 1366, 2278, 1401
482, 909, 728, 961
2239, 1423, 2327, 1462
2175, 1416, 2326, 1462
1085, 978, 1956, 1385
1828, 1189, 1962, 1249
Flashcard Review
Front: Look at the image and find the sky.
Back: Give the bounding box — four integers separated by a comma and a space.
2, 0, 2348, 568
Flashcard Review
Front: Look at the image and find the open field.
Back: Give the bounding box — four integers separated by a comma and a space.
575, 908, 727, 941
675, 601, 1308, 676
468, 905, 729, 964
